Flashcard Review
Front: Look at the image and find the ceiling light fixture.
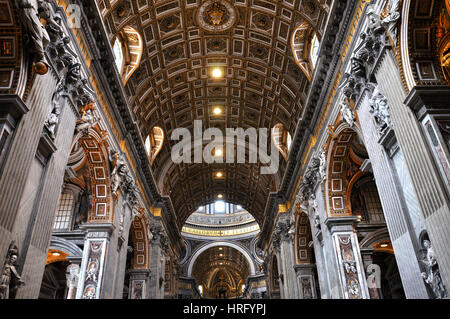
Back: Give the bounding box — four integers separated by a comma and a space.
213, 106, 222, 115
211, 67, 223, 78
216, 171, 223, 178
380, 243, 388, 248
217, 194, 223, 199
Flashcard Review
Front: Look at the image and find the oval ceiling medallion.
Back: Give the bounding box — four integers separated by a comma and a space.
196, 0, 237, 32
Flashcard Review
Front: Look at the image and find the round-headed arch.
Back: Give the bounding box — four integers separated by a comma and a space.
187, 241, 256, 277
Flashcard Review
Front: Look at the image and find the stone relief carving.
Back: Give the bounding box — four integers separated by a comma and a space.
300, 277, 313, 299
0, 242, 25, 299
340, 101, 356, 127
381, 0, 400, 47
420, 239, 448, 299
369, 89, 392, 135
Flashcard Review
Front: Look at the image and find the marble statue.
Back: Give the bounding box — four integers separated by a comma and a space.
421, 239, 448, 299
318, 147, 326, 182
340, 101, 356, 127
109, 151, 128, 195
76, 109, 97, 134
44, 107, 60, 139
0, 243, 25, 299
17, 0, 50, 74
307, 195, 320, 229
381, 0, 400, 47
369, 90, 391, 134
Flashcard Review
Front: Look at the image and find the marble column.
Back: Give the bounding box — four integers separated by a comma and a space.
354, 87, 429, 298
273, 212, 299, 299
373, 47, 450, 293
326, 217, 369, 299
128, 269, 151, 299
66, 263, 80, 299
147, 222, 168, 299
76, 223, 114, 299
294, 264, 317, 299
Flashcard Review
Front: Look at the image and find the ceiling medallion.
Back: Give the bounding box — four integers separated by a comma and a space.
197, 0, 237, 32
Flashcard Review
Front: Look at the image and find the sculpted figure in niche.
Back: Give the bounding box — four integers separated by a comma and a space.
0, 243, 25, 299
17, 0, 50, 74
44, 107, 60, 139
421, 239, 448, 299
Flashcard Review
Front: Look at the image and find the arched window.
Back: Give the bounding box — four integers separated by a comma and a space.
53, 193, 75, 230
113, 37, 124, 73
145, 126, 164, 165
112, 26, 143, 85
291, 22, 320, 81
272, 123, 292, 161
310, 33, 320, 68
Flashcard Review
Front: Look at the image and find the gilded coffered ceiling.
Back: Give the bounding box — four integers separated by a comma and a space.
98, 0, 332, 227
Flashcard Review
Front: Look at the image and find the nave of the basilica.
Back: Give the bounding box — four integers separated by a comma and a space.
0, 0, 449, 300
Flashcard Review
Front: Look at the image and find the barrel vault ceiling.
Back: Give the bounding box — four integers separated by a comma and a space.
99, 0, 333, 227
191, 246, 250, 288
